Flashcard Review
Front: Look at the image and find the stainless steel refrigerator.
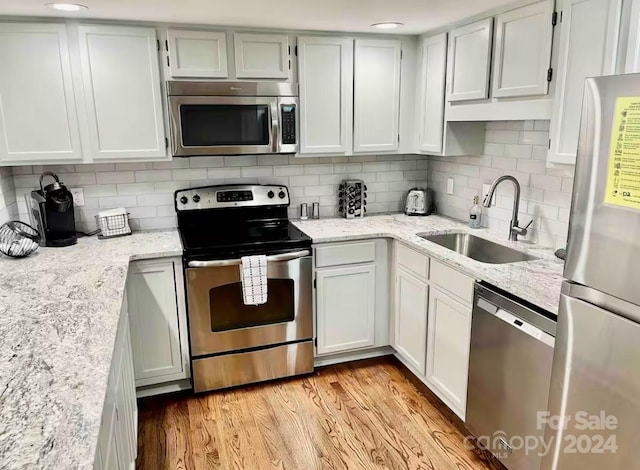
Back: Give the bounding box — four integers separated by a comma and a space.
542, 73, 640, 469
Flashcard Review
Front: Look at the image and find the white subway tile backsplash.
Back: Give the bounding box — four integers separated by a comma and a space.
188, 156, 225, 168
516, 159, 546, 175
117, 183, 155, 196
504, 144, 533, 159
172, 169, 208, 181
115, 162, 153, 171
98, 195, 137, 210
135, 170, 172, 182
519, 131, 549, 146
289, 175, 320, 186
303, 164, 334, 175
531, 174, 562, 191
241, 166, 273, 178
97, 171, 134, 184
427, 120, 573, 249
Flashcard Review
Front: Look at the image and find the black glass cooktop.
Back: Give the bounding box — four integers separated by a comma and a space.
180, 221, 312, 261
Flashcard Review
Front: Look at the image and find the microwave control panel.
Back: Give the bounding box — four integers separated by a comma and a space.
281, 105, 297, 144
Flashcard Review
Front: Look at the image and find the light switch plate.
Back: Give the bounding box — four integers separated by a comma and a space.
70, 188, 85, 207
482, 184, 496, 205
447, 178, 454, 195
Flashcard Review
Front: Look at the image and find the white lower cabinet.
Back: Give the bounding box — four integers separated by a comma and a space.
314, 240, 390, 357
316, 263, 376, 354
426, 286, 472, 419
94, 297, 137, 470
392, 241, 473, 421
394, 267, 429, 374
126, 258, 190, 389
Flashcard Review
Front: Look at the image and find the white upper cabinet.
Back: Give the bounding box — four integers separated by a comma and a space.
416, 33, 447, 154
548, 0, 622, 165
624, 0, 640, 73
298, 36, 353, 155
234, 33, 289, 79
77, 25, 166, 160
447, 18, 493, 102
353, 38, 401, 153
492, 0, 555, 98
0, 23, 82, 164
167, 29, 228, 78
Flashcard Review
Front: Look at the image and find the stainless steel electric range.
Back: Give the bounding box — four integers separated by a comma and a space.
175, 184, 314, 393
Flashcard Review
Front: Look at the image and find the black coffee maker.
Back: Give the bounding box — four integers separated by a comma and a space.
28, 172, 77, 247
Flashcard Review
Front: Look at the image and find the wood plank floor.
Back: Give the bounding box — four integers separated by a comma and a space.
136, 356, 504, 470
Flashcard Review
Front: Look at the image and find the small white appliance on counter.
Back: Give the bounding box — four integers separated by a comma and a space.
404, 187, 434, 216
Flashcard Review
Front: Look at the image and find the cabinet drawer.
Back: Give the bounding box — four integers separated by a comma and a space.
429, 259, 474, 305
396, 243, 429, 280
315, 241, 376, 268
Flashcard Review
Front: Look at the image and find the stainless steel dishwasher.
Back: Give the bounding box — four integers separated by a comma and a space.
466, 283, 557, 470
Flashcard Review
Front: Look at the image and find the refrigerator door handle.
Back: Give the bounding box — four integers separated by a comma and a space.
562, 282, 640, 324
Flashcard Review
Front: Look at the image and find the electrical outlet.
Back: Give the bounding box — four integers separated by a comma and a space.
446, 178, 454, 195
482, 184, 496, 205
70, 188, 85, 207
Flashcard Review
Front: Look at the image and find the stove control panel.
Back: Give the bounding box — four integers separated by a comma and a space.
175, 184, 290, 211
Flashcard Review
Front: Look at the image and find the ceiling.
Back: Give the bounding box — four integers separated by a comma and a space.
0, 0, 517, 35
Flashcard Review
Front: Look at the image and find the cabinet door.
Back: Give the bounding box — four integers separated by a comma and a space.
394, 267, 429, 374
167, 29, 228, 78
426, 287, 472, 416
625, 0, 640, 73
353, 39, 401, 153
77, 25, 166, 160
416, 33, 447, 154
548, 0, 621, 164
316, 264, 376, 354
0, 23, 82, 164
126, 261, 184, 385
492, 0, 554, 98
298, 36, 353, 155
447, 18, 493, 102
234, 33, 289, 79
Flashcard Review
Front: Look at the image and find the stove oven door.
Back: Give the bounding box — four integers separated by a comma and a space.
185, 250, 312, 357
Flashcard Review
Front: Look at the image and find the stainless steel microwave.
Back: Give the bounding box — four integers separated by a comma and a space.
167, 81, 298, 157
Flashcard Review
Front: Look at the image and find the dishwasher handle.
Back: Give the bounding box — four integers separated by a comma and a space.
477, 297, 555, 347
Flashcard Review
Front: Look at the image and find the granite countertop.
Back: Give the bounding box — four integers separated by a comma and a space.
0, 214, 565, 469
292, 214, 565, 314
0, 231, 182, 470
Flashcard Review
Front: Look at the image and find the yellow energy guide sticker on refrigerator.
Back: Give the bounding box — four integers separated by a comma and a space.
605, 97, 640, 209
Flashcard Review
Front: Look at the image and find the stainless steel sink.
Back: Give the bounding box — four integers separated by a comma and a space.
417, 232, 538, 264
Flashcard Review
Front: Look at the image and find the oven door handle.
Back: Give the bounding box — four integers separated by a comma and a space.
187, 250, 311, 268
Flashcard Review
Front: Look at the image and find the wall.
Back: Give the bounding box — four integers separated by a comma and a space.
12, 154, 428, 232
428, 120, 574, 249
0, 167, 17, 225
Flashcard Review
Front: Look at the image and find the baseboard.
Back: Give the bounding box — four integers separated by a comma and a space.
314, 346, 393, 367
136, 378, 192, 398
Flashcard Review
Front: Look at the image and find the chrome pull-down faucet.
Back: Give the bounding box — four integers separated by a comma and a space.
483, 175, 531, 241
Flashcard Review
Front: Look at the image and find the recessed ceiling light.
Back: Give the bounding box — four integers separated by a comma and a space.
45, 3, 88, 11
371, 22, 404, 30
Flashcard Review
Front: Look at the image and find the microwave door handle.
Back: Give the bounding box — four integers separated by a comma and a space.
270, 100, 279, 153
187, 250, 310, 268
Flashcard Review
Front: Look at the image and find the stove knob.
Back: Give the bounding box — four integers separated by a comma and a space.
179, 196, 188, 205
278, 191, 286, 199
267, 190, 275, 199
192, 194, 201, 203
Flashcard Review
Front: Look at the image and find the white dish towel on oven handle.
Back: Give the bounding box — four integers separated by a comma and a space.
240, 255, 268, 305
